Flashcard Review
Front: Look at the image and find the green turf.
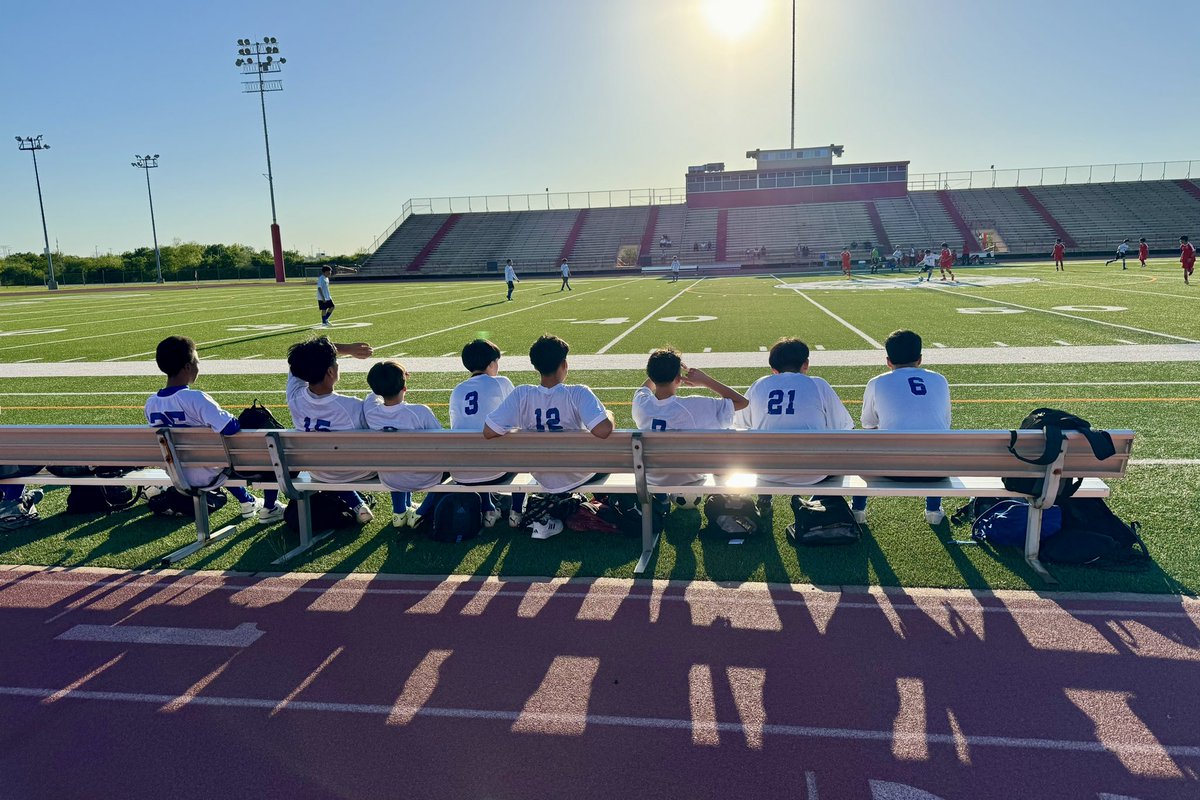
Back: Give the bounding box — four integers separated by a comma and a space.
0, 261, 1196, 592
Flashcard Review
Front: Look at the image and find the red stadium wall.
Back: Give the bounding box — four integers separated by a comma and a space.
686, 181, 906, 209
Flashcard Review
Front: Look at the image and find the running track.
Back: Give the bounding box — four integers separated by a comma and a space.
0, 566, 1196, 799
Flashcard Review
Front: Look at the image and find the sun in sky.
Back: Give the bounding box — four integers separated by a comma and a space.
701, 0, 770, 40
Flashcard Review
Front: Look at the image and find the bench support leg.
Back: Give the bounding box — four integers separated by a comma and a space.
271, 493, 333, 565
161, 494, 237, 566
1023, 504, 1058, 586
634, 499, 659, 575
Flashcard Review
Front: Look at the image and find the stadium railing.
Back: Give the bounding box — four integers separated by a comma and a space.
0, 426, 1134, 584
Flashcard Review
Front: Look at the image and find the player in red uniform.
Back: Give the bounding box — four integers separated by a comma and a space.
841, 247, 852, 278
938, 242, 956, 281
1138, 238, 1149, 268
1051, 239, 1066, 271
1181, 236, 1195, 286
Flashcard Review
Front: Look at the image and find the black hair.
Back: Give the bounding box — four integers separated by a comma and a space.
940, 242, 948, 248
321, 265, 332, 274
885, 329, 922, 366
646, 348, 683, 384
768, 338, 810, 373
367, 360, 407, 397
1139, 237, 1146, 243
1056, 238, 1062, 243
156, 335, 197, 377
461, 338, 502, 373
288, 337, 338, 384
529, 334, 569, 376
1182, 235, 1190, 243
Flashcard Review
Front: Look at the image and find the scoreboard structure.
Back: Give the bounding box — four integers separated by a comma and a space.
685, 145, 909, 209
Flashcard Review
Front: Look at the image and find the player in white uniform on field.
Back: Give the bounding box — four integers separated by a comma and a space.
670, 256, 681, 282
1105, 239, 1131, 270
362, 360, 446, 529
559, 259, 572, 291
736, 338, 854, 487
503, 259, 519, 300
917, 249, 937, 281
850, 330, 952, 526
286, 336, 376, 523
449, 339, 523, 527
484, 334, 615, 539
146, 336, 284, 520
631, 348, 747, 488
316, 265, 335, 326
891, 247, 904, 272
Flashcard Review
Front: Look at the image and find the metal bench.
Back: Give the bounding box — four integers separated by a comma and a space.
0, 426, 1134, 583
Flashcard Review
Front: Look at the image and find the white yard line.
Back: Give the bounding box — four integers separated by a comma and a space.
773, 273, 884, 349
1130, 459, 1200, 466
919, 284, 1200, 344
106, 288, 502, 361
595, 278, 703, 354
6, 380, 1200, 397
376, 276, 649, 350
7, 343, 1200, 377
1040, 277, 1200, 302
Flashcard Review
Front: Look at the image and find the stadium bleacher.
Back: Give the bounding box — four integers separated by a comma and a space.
365, 179, 1200, 275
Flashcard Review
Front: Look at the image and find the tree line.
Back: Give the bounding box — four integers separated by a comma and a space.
0, 242, 365, 286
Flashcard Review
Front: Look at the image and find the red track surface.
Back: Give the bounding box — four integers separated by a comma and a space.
0, 566, 1197, 800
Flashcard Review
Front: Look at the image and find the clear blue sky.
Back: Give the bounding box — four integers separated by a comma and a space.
3, 0, 1197, 257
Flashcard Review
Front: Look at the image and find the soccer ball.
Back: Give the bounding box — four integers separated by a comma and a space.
671, 493, 704, 509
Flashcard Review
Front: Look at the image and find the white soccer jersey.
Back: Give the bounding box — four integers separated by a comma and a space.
362, 394, 444, 491
504, 264, 516, 282
861, 367, 951, 431
560, 262, 570, 276
631, 388, 734, 484
145, 385, 238, 489
1117, 242, 1129, 255
892, 249, 903, 261
671, 258, 680, 272
922, 253, 937, 268
449, 373, 515, 482
286, 374, 372, 482
484, 383, 609, 493
316, 275, 331, 302
736, 372, 854, 486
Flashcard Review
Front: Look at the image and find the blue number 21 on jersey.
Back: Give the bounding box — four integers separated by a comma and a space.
767, 389, 796, 415
534, 408, 563, 431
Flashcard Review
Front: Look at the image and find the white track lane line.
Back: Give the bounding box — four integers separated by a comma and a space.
596, 279, 703, 355
919, 284, 1199, 344
376, 277, 649, 350
773, 274, 883, 349
2, 685, 1199, 758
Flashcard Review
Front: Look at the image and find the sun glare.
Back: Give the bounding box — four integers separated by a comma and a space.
701, 0, 769, 41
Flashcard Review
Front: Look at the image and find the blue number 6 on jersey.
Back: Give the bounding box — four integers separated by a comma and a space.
908, 377, 927, 396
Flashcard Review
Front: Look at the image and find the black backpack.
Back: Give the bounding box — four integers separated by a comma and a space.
148, 487, 227, 518
66, 485, 143, 515
235, 400, 284, 482
430, 493, 483, 543
1003, 408, 1115, 501
48, 465, 137, 479
1039, 497, 1150, 569
786, 495, 862, 546
703, 495, 762, 539
283, 491, 357, 533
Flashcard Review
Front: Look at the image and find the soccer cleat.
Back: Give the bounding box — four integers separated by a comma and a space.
20, 488, 44, 512
529, 517, 564, 540
852, 509, 867, 525
239, 497, 264, 519
483, 509, 502, 528
508, 510, 525, 528
392, 509, 413, 528
258, 502, 287, 522
925, 508, 946, 525
354, 503, 374, 524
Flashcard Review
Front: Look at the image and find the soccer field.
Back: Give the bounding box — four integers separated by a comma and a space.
0, 259, 1196, 594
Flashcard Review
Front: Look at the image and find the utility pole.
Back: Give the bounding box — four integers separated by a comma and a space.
790, 0, 796, 149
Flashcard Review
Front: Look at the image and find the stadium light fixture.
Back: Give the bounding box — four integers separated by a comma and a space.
131, 154, 164, 283
15, 135, 58, 290
233, 35, 288, 283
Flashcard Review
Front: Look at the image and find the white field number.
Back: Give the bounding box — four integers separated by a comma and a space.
0, 328, 66, 336
561, 316, 718, 325
1052, 305, 1127, 312
956, 308, 1024, 315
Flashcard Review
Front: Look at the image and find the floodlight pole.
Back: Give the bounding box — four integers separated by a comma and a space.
16, 135, 57, 290
132, 155, 164, 283
235, 37, 287, 283
790, 0, 796, 149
